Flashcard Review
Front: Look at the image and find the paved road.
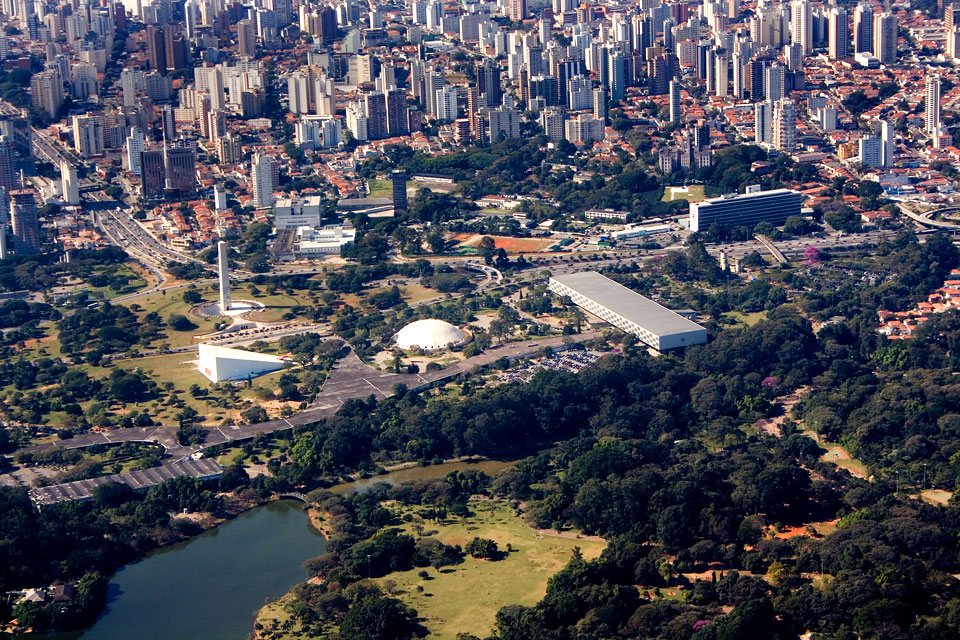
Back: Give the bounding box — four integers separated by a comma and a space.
17, 333, 600, 461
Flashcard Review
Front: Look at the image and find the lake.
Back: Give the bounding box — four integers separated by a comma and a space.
19, 458, 520, 640
27, 500, 324, 640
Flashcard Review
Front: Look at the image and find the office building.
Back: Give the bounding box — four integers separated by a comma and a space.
477, 60, 502, 107
363, 92, 389, 139
197, 344, 285, 383
238, 19, 256, 56
273, 196, 323, 229
140, 149, 165, 199
9, 188, 39, 253
689, 187, 802, 232
0, 135, 16, 192
166, 146, 197, 195
548, 271, 707, 351
391, 170, 408, 212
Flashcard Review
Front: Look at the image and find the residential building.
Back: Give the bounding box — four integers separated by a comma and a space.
251, 152, 276, 208
773, 98, 796, 151
60, 161, 79, 205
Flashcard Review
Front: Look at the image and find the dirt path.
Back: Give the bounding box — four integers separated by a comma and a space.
756, 385, 811, 437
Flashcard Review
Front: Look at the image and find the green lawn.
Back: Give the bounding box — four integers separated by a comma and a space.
88, 264, 149, 299
723, 311, 766, 327
122, 285, 223, 347
375, 500, 605, 640
661, 185, 706, 203
244, 290, 317, 323
113, 352, 299, 425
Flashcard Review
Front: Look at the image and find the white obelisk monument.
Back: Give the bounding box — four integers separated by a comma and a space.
217, 241, 231, 312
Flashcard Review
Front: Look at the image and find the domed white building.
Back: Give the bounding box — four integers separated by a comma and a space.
393, 319, 468, 352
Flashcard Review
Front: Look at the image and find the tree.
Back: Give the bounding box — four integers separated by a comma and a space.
478, 236, 497, 265
465, 536, 499, 559
339, 596, 415, 640
168, 314, 196, 331
182, 289, 202, 304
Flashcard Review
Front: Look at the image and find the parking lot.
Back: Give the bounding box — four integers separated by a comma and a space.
496, 349, 606, 384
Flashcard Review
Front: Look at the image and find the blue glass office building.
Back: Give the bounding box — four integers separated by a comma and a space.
689, 188, 802, 232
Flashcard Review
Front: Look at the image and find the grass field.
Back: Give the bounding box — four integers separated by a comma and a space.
723, 310, 766, 327
245, 290, 316, 323
122, 285, 222, 347
368, 179, 414, 198
661, 185, 706, 202
88, 264, 149, 299
113, 352, 298, 425
375, 500, 606, 639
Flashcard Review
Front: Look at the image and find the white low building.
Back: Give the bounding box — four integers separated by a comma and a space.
274, 196, 324, 230
548, 271, 707, 351
295, 225, 356, 256
197, 343, 286, 383
612, 223, 672, 241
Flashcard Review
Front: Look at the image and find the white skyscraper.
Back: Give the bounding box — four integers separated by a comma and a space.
714, 55, 729, 97
765, 62, 785, 102
773, 98, 796, 151
858, 135, 883, 168
828, 7, 848, 59
126, 127, 144, 176
251, 152, 275, 208
790, 0, 812, 55
120, 68, 141, 107
60, 161, 79, 205
669, 80, 681, 123
926, 74, 941, 136
880, 119, 894, 168
288, 71, 309, 114
435, 85, 458, 121
784, 43, 804, 71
